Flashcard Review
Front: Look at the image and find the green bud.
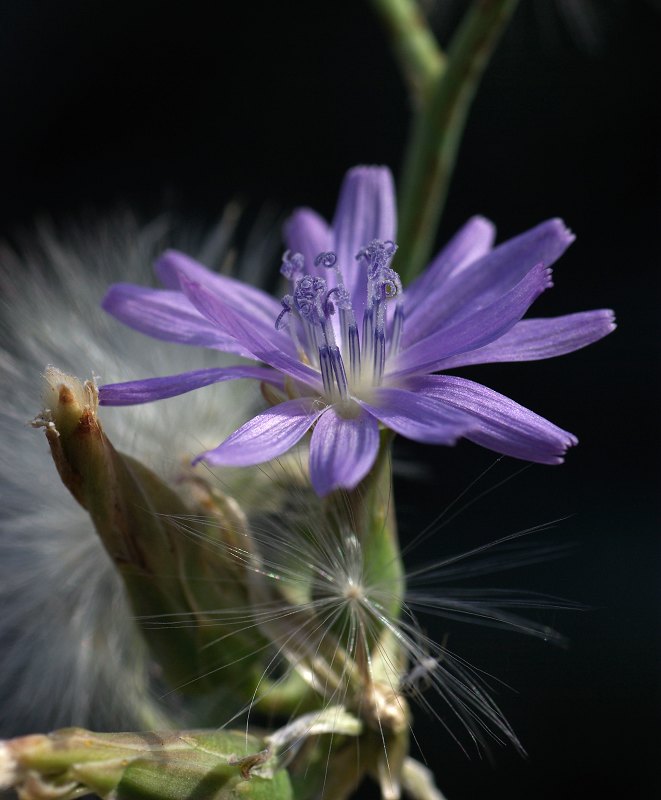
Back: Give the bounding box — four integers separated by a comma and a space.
33, 368, 277, 716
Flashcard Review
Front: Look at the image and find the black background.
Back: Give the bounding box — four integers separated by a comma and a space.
1, 1, 659, 798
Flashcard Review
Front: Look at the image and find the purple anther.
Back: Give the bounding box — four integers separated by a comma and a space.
280, 250, 305, 280
314, 251, 338, 269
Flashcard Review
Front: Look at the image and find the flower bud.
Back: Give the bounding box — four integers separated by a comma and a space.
33, 368, 274, 714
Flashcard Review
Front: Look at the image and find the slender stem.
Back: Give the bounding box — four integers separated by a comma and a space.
396, 0, 519, 283
362, 436, 404, 618
368, 0, 445, 104
333, 430, 405, 630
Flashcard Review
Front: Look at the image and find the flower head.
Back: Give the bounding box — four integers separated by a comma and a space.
100, 166, 615, 495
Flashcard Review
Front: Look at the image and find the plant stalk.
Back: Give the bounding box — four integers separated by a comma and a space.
392, 0, 520, 283
368, 0, 445, 104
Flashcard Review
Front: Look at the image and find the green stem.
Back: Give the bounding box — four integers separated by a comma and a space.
396, 0, 519, 283
340, 431, 403, 614
330, 431, 406, 682
368, 0, 445, 104
2, 728, 293, 800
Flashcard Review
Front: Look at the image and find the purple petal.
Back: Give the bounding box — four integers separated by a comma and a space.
402, 218, 574, 346
309, 405, 379, 496
102, 284, 251, 357
435, 310, 616, 370
403, 216, 496, 343
155, 249, 285, 341
331, 166, 397, 322
410, 375, 577, 464
283, 208, 332, 276
180, 278, 323, 390
98, 365, 283, 406
390, 263, 553, 379
197, 397, 324, 467
358, 387, 475, 445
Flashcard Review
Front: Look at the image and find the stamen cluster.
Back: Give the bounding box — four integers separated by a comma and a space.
276, 240, 403, 400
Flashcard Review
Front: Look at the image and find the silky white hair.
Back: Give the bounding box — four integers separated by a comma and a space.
0, 209, 276, 734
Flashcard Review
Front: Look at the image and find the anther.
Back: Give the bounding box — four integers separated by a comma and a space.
359, 239, 402, 385
280, 250, 305, 280
314, 251, 338, 269
356, 239, 397, 273
380, 267, 402, 299
294, 276, 327, 323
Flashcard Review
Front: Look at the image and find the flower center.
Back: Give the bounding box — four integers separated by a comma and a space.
275, 240, 403, 401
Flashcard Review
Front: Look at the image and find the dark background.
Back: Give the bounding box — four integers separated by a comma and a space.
1, 1, 659, 798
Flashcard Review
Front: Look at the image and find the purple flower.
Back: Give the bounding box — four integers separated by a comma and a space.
100, 166, 615, 496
